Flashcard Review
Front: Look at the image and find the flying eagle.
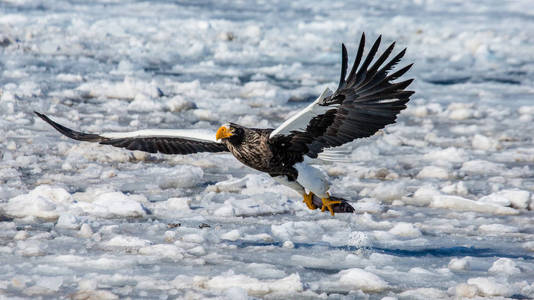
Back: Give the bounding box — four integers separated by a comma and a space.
35, 33, 414, 216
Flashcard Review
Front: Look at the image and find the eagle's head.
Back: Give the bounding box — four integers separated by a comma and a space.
216, 123, 244, 144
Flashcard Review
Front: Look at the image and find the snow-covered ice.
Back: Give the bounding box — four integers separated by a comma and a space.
1, 0, 534, 298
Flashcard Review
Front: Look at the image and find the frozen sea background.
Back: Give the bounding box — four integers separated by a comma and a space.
1, 0, 534, 298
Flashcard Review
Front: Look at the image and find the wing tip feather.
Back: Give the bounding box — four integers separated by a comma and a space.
34, 111, 104, 142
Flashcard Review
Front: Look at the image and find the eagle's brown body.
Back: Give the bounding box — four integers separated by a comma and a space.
221, 125, 302, 180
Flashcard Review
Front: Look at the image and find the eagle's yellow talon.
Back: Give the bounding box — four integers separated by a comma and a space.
321, 195, 341, 216
302, 192, 317, 210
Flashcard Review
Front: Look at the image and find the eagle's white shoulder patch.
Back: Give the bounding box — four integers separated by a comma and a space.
269, 88, 334, 138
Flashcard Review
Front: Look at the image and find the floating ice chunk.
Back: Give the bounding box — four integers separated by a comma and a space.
207, 176, 247, 193
353, 198, 383, 213
77, 279, 97, 291
460, 160, 504, 175
518, 106, 534, 115
72, 290, 119, 300
78, 224, 93, 238
155, 166, 204, 189
467, 277, 512, 297
76, 191, 147, 218
114, 59, 137, 74
16, 240, 45, 256
408, 186, 440, 207
127, 94, 162, 112
472, 134, 499, 151
447, 103, 474, 120
11, 275, 31, 290
320, 229, 351, 247
282, 241, 294, 249
14, 231, 28, 240
188, 245, 206, 256
423, 147, 468, 163
448, 257, 470, 271
240, 81, 277, 100
16, 81, 42, 98
453, 283, 479, 297
417, 166, 449, 179
412, 105, 429, 117
193, 109, 219, 121
89, 256, 136, 270
356, 213, 392, 230
382, 133, 403, 146
166, 95, 196, 112
213, 202, 235, 217
224, 287, 248, 300
35, 276, 63, 292
338, 268, 388, 292
163, 231, 176, 242
221, 229, 241, 241
165, 197, 191, 211
152, 197, 192, 218
26, 185, 71, 204
236, 115, 271, 129
430, 195, 517, 215
77, 77, 161, 100
3, 185, 73, 220
244, 233, 273, 243
351, 145, 379, 161
56, 214, 80, 229
138, 244, 185, 262
371, 182, 406, 202
479, 224, 519, 235
488, 258, 521, 275
389, 222, 422, 238
181, 233, 205, 244
478, 193, 511, 207
171, 275, 194, 290
53, 254, 85, 266
519, 114, 532, 122
101, 235, 151, 248
291, 254, 341, 269
6, 140, 16, 151
522, 241, 534, 252
448, 108, 473, 120
56, 73, 83, 82
493, 189, 530, 209
246, 263, 286, 279
398, 287, 448, 299
441, 181, 468, 196
271, 221, 322, 242
66, 143, 133, 163
200, 272, 302, 296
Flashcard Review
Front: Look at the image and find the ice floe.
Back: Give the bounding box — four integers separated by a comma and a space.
1, 0, 533, 298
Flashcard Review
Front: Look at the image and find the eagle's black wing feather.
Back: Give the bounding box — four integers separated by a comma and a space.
284, 33, 414, 158
35, 112, 228, 155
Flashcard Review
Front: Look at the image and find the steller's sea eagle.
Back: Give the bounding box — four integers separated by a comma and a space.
35, 33, 414, 216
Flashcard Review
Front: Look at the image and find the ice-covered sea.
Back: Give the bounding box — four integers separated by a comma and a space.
1, 0, 533, 298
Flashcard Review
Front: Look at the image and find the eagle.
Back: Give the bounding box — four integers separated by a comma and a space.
35, 33, 414, 216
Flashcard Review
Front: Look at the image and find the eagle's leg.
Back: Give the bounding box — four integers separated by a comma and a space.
272, 175, 317, 210
320, 193, 341, 216
302, 192, 317, 210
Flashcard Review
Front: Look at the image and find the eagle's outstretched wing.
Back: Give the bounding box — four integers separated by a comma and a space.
270, 33, 414, 158
34, 112, 228, 155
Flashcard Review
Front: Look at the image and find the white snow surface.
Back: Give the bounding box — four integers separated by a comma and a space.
1, 0, 534, 298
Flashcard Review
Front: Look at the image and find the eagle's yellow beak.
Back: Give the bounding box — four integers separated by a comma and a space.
216, 125, 233, 140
